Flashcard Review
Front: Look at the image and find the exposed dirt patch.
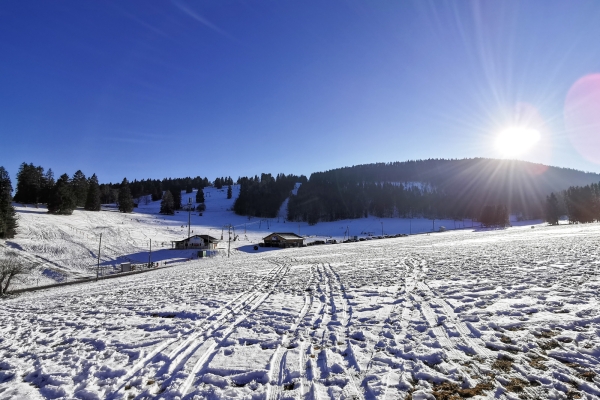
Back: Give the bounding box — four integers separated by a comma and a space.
431, 381, 494, 399
566, 390, 582, 399
538, 339, 560, 350
504, 377, 529, 393
528, 354, 548, 370
579, 371, 596, 382
492, 355, 513, 373
500, 335, 512, 344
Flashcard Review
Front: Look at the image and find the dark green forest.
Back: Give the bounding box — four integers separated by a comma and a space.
545, 182, 600, 225
234, 173, 307, 218
287, 159, 600, 224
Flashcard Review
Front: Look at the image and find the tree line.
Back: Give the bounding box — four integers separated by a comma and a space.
545, 182, 600, 225
234, 173, 307, 218
286, 159, 600, 225
4, 162, 221, 220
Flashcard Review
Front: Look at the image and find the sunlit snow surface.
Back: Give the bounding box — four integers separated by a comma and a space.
2, 222, 600, 399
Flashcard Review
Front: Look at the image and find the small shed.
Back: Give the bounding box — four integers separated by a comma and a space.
171, 234, 219, 250
262, 232, 304, 248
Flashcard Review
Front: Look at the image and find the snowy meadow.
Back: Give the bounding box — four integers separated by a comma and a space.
2, 220, 600, 399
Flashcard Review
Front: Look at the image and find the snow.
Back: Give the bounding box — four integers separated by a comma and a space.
3, 184, 532, 289
1, 185, 598, 398
2, 210, 600, 398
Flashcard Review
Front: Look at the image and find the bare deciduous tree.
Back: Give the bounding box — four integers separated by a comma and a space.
0, 251, 37, 295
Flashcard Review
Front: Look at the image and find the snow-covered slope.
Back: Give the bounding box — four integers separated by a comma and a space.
3, 184, 545, 290
1, 222, 600, 399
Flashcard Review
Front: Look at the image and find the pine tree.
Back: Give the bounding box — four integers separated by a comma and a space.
71, 170, 88, 207
40, 169, 55, 204
85, 174, 101, 211
544, 193, 561, 225
48, 174, 76, 215
196, 187, 205, 203
0, 167, 18, 238
160, 190, 175, 214
14, 163, 44, 204
172, 189, 182, 210
227, 184, 232, 199
118, 178, 134, 213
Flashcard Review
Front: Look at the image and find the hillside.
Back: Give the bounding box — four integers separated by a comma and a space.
2, 222, 600, 398
287, 158, 600, 223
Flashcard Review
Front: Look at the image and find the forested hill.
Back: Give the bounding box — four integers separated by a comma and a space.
287, 158, 600, 224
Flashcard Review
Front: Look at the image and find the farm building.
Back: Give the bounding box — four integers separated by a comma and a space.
171, 234, 219, 250
262, 232, 304, 248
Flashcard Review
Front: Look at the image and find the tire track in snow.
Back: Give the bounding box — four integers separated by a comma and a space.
322, 263, 365, 400
178, 263, 291, 397
106, 263, 287, 398
266, 264, 314, 400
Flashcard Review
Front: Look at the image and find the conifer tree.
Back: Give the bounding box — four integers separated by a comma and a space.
40, 169, 55, 204
48, 174, 76, 215
227, 184, 232, 199
160, 190, 175, 214
118, 178, 134, 213
544, 193, 560, 225
14, 163, 44, 204
0, 167, 18, 238
85, 174, 101, 211
196, 187, 205, 203
172, 188, 182, 210
71, 170, 88, 207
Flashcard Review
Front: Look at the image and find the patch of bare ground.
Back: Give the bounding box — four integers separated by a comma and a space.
500, 335, 512, 344
431, 381, 494, 399
492, 355, 513, 373
538, 339, 560, 351
528, 354, 548, 370
579, 371, 596, 382
504, 377, 529, 393
533, 330, 556, 339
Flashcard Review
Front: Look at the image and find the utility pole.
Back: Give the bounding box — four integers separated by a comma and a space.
298, 223, 300, 235
149, 239, 152, 267
432, 219, 435, 232
187, 197, 192, 239
228, 225, 231, 258
381, 221, 383, 236
96, 233, 102, 281
410, 219, 412, 235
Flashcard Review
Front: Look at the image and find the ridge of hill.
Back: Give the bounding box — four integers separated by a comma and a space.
287, 158, 600, 223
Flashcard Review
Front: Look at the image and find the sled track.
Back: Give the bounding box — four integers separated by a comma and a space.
106, 262, 289, 399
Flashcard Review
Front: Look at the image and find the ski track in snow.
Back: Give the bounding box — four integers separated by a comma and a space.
2, 221, 600, 399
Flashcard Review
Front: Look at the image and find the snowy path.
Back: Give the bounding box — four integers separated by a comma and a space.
2, 223, 600, 399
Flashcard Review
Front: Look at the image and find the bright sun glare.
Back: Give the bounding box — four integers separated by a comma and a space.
494, 127, 541, 158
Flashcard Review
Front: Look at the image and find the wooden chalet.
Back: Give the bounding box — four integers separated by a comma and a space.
262, 232, 304, 248
171, 234, 219, 250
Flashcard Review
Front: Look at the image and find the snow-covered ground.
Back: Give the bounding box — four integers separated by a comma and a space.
2, 184, 543, 289
2, 221, 600, 399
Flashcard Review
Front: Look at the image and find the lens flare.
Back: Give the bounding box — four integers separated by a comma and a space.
565, 74, 600, 164
495, 127, 541, 157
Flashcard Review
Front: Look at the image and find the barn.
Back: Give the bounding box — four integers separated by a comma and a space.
262, 232, 304, 248
171, 234, 219, 250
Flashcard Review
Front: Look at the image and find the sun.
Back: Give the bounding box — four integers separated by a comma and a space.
494, 127, 541, 158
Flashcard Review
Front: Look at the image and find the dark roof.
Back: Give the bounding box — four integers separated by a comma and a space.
171, 234, 219, 243
263, 232, 304, 240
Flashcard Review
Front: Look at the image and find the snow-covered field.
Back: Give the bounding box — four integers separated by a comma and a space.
2, 185, 498, 289
2, 221, 600, 399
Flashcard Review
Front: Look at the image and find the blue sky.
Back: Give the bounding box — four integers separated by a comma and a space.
2, 1, 600, 184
